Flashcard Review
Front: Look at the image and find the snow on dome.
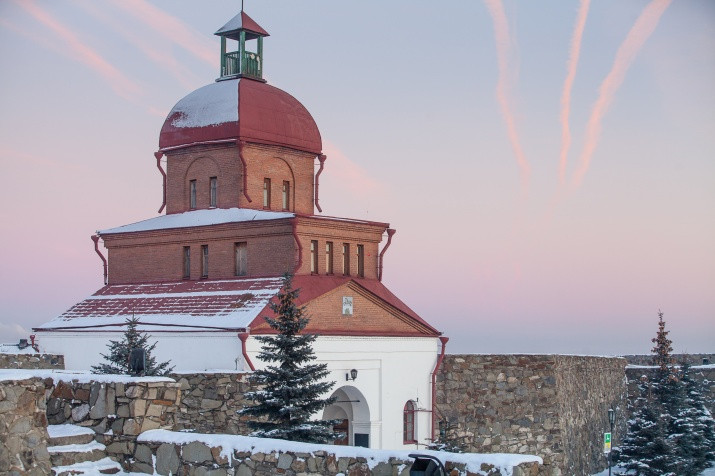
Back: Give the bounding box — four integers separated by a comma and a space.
169, 80, 239, 129
159, 78, 322, 154
98, 208, 293, 235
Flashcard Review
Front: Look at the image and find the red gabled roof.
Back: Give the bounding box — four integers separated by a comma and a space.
249, 275, 441, 337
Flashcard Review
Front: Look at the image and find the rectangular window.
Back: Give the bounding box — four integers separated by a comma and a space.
183, 246, 190, 279
263, 178, 271, 208
342, 243, 350, 276
325, 241, 334, 274
357, 244, 365, 278
235, 242, 247, 276
310, 240, 318, 274
282, 181, 290, 210
189, 180, 197, 209
210, 176, 217, 207
201, 245, 208, 278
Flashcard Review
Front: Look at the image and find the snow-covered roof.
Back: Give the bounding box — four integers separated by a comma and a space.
98, 208, 293, 235
215, 11, 270, 38
34, 277, 284, 331
169, 80, 239, 129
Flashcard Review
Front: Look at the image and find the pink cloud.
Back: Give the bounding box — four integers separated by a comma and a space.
558, 0, 591, 186
108, 0, 215, 67
571, 0, 672, 188
483, 0, 530, 193
13, 0, 142, 101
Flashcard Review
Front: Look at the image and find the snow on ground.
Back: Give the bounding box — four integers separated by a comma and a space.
591, 464, 715, 476
0, 343, 39, 354
0, 368, 174, 383
139, 429, 542, 474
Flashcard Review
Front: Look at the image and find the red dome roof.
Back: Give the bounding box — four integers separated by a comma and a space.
159, 78, 322, 154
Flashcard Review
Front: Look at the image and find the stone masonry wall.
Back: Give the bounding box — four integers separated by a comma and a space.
0, 352, 64, 370
0, 377, 51, 475
43, 378, 181, 462
172, 372, 256, 434
436, 354, 627, 476
553, 355, 627, 476
132, 432, 541, 476
623, 353, 714, 366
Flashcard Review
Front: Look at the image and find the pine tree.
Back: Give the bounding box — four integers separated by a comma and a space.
615, 376, 674, 476
91, 316, 173, 376
427, 420, 466, 453
239, 275, 338, 443
669, 362, 715, 475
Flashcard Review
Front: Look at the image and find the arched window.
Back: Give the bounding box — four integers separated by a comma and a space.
403, 400, 416, 444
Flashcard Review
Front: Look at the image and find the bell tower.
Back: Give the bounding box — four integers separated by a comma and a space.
215, 11, 269, 82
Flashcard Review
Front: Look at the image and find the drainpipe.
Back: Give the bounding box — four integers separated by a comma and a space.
431, 336, 449, 442
29, 334, 39, 353
91, 235, 108, 285
238, 141, 253, 203
314, 154, 327, 213
237, 331, 255, 371
292, 218, 303, 273
154, 151, 167, 213
377, 228, 396, 282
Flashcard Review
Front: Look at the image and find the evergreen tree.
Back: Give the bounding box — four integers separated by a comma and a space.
615, 376, 674, 476
669, 362, 715, 475
427, 420, 466, 453
239, 275, 338, 443
91, 316, 173, 376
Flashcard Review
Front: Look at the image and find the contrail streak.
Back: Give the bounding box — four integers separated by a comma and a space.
109, 0, 214, 67
571, 0, 672, 188
13, 0, 141, 101
483, 0, 530, 192
558, 0, 591, 186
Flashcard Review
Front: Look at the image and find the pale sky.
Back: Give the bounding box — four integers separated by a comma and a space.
1, 0, 713, 355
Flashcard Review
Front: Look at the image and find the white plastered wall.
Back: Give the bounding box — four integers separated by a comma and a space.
247, 335, 440, 450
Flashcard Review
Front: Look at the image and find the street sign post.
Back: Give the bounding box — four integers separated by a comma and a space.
603, 432, 612, 454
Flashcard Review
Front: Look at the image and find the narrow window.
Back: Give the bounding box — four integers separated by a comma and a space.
209, 176, 217, 207
342, 243, 350, 276
403, 400, 416, 444
310, 240, 318, 274
190, 180, 197, 209
357, 244, 365, 278
325, 242, 334, 274
183, 246, 191, 279
235, 242, 247, 276
282, 180, 290, 210
263, 178, 271, 208
201, 245, 208, 278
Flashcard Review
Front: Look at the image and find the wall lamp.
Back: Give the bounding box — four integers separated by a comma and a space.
346, 369, 358, 381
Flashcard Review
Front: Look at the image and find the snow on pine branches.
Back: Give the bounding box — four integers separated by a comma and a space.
239, 274, 340, 444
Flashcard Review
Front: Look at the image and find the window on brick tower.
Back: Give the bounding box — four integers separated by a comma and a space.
190, 180, 197, 209
310, 240, 318, 274
282, 181, 290, 210
263, 178, 271, 208
183, 246, 190, 279
342, 243, 350, 276
357, 244, 365, 278
210, 176, 217, 207
235, 242, 247, 276
326, 241, 334, 274
403, 400, 417, 444
201, 245, 208, 278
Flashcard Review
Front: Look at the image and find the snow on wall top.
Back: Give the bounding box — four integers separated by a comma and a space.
139, 430, 542, 473
98, 208, 294, 235
169, 80, 238, 129
34, 277, 284, 331
0, 368, 174, 384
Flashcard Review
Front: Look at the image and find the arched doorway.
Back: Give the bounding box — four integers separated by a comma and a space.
322, 385, 370, 447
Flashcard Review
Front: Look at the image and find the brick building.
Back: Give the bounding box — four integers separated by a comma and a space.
34, 10, 445, 450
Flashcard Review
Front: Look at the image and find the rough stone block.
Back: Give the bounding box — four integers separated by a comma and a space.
156, 443, 180, 476
183, 441, 213, 463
